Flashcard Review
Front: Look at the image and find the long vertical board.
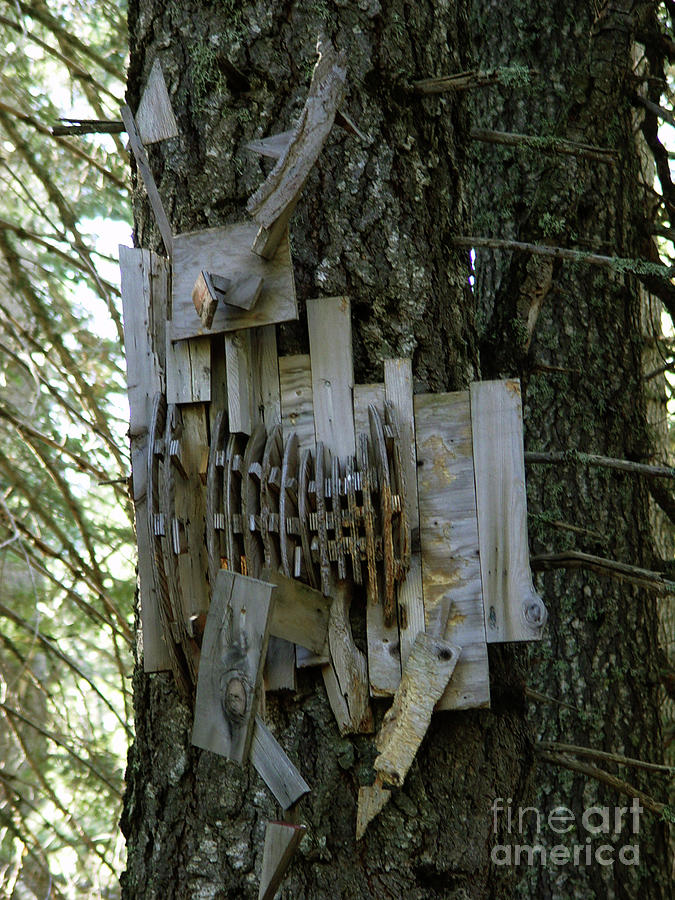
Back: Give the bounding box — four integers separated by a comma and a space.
119, 246, 170, 672
414, 392, 490, 710
470, 380, 547, 642
384, 359, 425, 669
307, 297, 372, 732
279, 355, 316, 454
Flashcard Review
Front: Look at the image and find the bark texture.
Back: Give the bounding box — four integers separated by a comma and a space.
121, 3, 533, 899
469, 1, 671, 898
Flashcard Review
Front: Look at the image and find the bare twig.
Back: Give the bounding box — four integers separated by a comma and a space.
530, 550, 675, 594
538, 741, 674, 774
470, 128, 617, 164
414, 66, 535, 94
52, 118, 124, 136
525, 450, 675, 479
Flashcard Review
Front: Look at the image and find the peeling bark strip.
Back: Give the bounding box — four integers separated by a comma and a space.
247, 40, 347, 259
374, 633, 459, 788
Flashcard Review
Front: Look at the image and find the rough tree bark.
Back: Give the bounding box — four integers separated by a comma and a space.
470, 1, 671, 898
120, 1, 670, 899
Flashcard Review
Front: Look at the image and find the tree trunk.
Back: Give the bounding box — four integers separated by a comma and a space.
120, 2, 535, 899
469, 1, 671, 898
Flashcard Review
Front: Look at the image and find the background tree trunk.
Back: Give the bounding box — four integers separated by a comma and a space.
120, 1, 670, 899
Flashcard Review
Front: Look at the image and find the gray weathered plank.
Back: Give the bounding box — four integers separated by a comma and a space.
170, 223, 297, 342
119, 246, 170, 672
384, 359, 425, 669
165, 331, 210, 403
258, 821, 306, 900
306, 296, 355, 461
245, 130, 293, 160
470, 380, 547, 642
120, 105, 173, 257
374, 633, 459, 788
414, 392, 490, 711
192, 571, 273, 763
262, 568, 330, 655
353, 383, 384, 435
254, 325, 282, 429
225, 330, 255, 435
135, 58, 178, 145
279, 355, 316, 454
251, 717, 310, 809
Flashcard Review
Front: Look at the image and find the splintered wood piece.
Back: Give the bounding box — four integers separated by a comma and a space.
384, 401, 410, 573
192, 570, 273, 763
262, 568, 330, 655
306, 297, 355, 461
245, 129, 293, 160
279, 433, 300, 578
135, 58, 178, 145
369, 405, 396, 625
146, 393, 191, 694
192, 270, 225, 330
279, 355, 316, 454
356, 778, 391, 841
224, 433, 246, 572
119, 247, 169, 673
171, 223, 297, 342
366, 567, 401, 698
374, 634, 460, 788
247, 40, 347, 259
358, 433, 378, 607
415, 392, 490, 711
120, 105, 173, 257
258, 821, 307, 900
384, 359, 424, 669
325, 583, 374, 734
298, 449, 319, 589
315, 444, 331, 596
241, 425, 267, 578
470, 380, 547, 642
331, 454, 347, 581
207, 410, 229, 589
251, 716, 310, 809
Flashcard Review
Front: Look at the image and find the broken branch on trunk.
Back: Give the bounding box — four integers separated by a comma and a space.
525, 450, 675, 479
530, 550, 675, 594
413, 66, 535, 94
52, 118, 125, 136
538, 741, 674, 774
470, 129, 617, 164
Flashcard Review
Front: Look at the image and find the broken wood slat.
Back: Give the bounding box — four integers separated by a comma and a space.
170, 223, 297, 342
165, 331, 210, 403
384, 359, 424, 669
120, 105, 173, 257
327, 583, 374, 735
224, 433, 246, 572
298, 449, 320, 591
374, 633, 459, 789
225, 330, 255, 435
245, 130, 293, 160
414, 392, 490, 711
279, 433, 300, 578
265, 636, 296, 693
470, 380, 547, 642
258, 821, 306, 900
279, 355, 316, 454
227, 274, 264, 311
353, 383, 384, 435
247, 40, 347, 259
192, 571, 273, 763
135, 58, 178, 145
119, 247, 170, 672
192, 270, 224, 329
206, 410, 229, 589
241, 425, 267, 578
356, 778, 391, 841
261, 568, 330, 655
251, 716, 310, 810
254, 325, 282, 429
306, 297, 355, 461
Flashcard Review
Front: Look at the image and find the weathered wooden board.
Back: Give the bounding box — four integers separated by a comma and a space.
306, 297, 355, 461
353, 383, 384, 435
254, 325, 282, 429
120, 105, 173, 257
170, 223, 297, 342
225, 330, 255, 435
414, 392, 490, 711
374, 633, 459, 788
135, 58, 178, 145
279, 355, 316, 454
247, 40, 347, 259
262, 568, 330, 655
246, 130, 293, 160
258, 821, 306, 900
356, 779, 391, 841
251, 717, 310, 809
192, 571, 273, 763
119, 246, 170, 672
165, 332, 210, 403
353, 385, 400, 697
470, 380, 547, 642
384, 359, 425, 669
